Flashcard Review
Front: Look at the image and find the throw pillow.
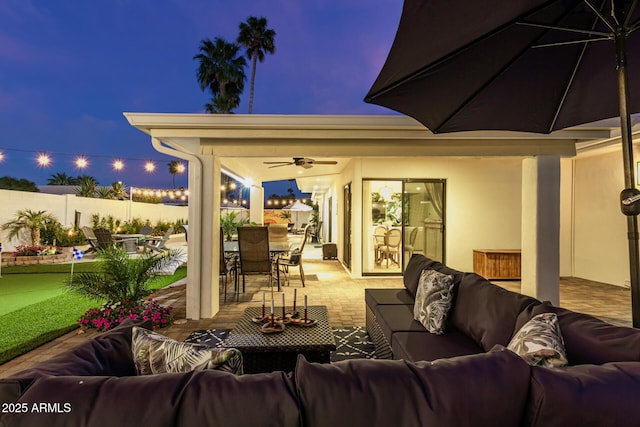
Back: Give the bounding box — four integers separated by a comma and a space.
131, 326, 243, 375
413, 269, 455, 335
507, 312, 568, 368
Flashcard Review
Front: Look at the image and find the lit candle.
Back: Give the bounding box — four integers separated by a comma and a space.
304, 295, 308, 310
293, 288, 297, 311
262, 291, 265, 305
270, 298, 274, 314
282, 293, 285, 308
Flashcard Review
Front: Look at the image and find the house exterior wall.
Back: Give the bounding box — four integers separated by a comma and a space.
573, 149, 631, 287
330, 157, 522, 274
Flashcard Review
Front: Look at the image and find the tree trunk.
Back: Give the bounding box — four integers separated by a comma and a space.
249, 53, 258, 114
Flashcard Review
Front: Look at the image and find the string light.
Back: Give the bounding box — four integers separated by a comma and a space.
37, 153, 51, 168
144, 161, 156, 173
112, 159, 125, 171
176, 163, 186, 173
74, 156, 89, 169
0, 151, 4, 162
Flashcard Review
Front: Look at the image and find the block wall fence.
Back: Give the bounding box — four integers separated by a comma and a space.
0, 189, 188, 252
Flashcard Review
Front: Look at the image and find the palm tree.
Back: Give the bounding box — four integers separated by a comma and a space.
75, 176, 98, 198
109, 181, 128, 200
194, 37, 247, 114
168, 160, 186, 188
1, 209, 58, 245
48, 172, 75, 185
237, 16, 276, 114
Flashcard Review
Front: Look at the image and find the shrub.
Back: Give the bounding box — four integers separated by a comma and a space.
13, 245, 61, 256
78, 298, 173, 331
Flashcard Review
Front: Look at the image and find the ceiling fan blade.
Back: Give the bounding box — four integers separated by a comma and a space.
301, 163, 314, 169
268, 163, 292, 168
309, 160, 338, 165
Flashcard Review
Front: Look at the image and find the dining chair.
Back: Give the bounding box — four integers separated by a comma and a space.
373, 225, 388, 265
237, 226, 276, 299
403, 227, 419, 259
220, 227, 238, 303
380, 228, 402, 268
268, 223, 289, 243
277, 224, 311, 287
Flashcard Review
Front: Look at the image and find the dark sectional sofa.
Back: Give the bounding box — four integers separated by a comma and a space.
366, 254, 640, 426
3, 254, 640, 427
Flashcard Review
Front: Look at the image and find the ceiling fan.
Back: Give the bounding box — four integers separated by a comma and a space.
264, 157, 338, 169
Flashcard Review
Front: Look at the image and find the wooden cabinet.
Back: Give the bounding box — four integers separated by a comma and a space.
473, 249, 521, 280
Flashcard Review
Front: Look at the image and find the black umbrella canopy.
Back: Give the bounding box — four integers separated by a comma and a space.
366, 0, 640, 327
365, 0, 640, 134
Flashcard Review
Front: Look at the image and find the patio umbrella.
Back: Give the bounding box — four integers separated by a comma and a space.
365, 0, 640, 326
282, 202, 313, 230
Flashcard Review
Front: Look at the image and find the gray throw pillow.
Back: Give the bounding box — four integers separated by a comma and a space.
131, 326, 243, 375
507, 312, 568, 367
413, 269, 455, 335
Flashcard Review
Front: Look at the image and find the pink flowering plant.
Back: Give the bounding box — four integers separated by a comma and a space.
13, 245, 61, 256
79, 298, 173, 331
68, 246, 183, 332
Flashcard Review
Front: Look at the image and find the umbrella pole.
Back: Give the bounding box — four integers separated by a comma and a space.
615, 27, 640, 328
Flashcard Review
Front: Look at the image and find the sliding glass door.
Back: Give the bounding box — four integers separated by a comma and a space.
362, 178, 445, 275
403, 180, 445, 268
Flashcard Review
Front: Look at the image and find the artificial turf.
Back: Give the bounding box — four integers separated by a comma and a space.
0, 266, 186, 365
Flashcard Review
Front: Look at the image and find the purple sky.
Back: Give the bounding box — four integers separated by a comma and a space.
0, 0, 401, 190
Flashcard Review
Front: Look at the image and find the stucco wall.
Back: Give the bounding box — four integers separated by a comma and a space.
573, 149, 630, 286
0, 189, 187, 251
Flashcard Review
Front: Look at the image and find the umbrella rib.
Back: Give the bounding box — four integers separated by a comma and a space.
532, 37, 610, 48
364, 0, 563, 102
548, 1, 607, 132
583, 0, 616, 32
626, 0, 639, 26
517, 21, 610, 37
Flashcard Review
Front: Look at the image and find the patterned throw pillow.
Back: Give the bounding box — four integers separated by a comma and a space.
507, 312, 568, 368
413, 269, 455, 335
131, 326, 243, 375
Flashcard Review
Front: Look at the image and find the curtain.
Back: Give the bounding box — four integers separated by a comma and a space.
424, 182, 444, 220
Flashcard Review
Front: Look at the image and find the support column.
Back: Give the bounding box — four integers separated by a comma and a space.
250, 185, 264, 224
521, 156, 560, 305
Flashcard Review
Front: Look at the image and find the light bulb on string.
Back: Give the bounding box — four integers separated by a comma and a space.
36, 153, 51, 168
112, 159, 125, 171
74, 156, 89, 170
144, 161, 156, 173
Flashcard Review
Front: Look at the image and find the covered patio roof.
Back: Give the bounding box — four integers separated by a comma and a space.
124, 113, 617, 320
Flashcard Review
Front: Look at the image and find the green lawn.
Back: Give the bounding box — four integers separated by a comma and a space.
0, 264, 186, 365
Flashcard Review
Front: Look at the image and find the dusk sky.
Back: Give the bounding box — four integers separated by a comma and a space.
0, 0, 401, 192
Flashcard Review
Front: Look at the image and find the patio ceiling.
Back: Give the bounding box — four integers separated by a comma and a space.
124, 112, 616, 187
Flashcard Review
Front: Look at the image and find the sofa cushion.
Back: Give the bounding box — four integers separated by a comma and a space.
507, 313, 568, 368
450, 272, 539, 351
525, 362, 640, 427
2, 370, 301, 427
391, 330, 482, 362
515, 302, 640, 365
5, 319, 152, 389
413, 269, 455, 334
404, 255, 465, 297
374, 304, 426, 342
294, 348, 531, 427
364, 288, 414, 309
131, 327, 243, 375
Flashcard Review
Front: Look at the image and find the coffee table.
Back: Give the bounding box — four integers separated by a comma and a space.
222, 305, 336, 374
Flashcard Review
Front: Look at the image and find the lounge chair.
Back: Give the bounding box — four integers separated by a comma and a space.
81, 226, 99, 253
143, 227, 173, 253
